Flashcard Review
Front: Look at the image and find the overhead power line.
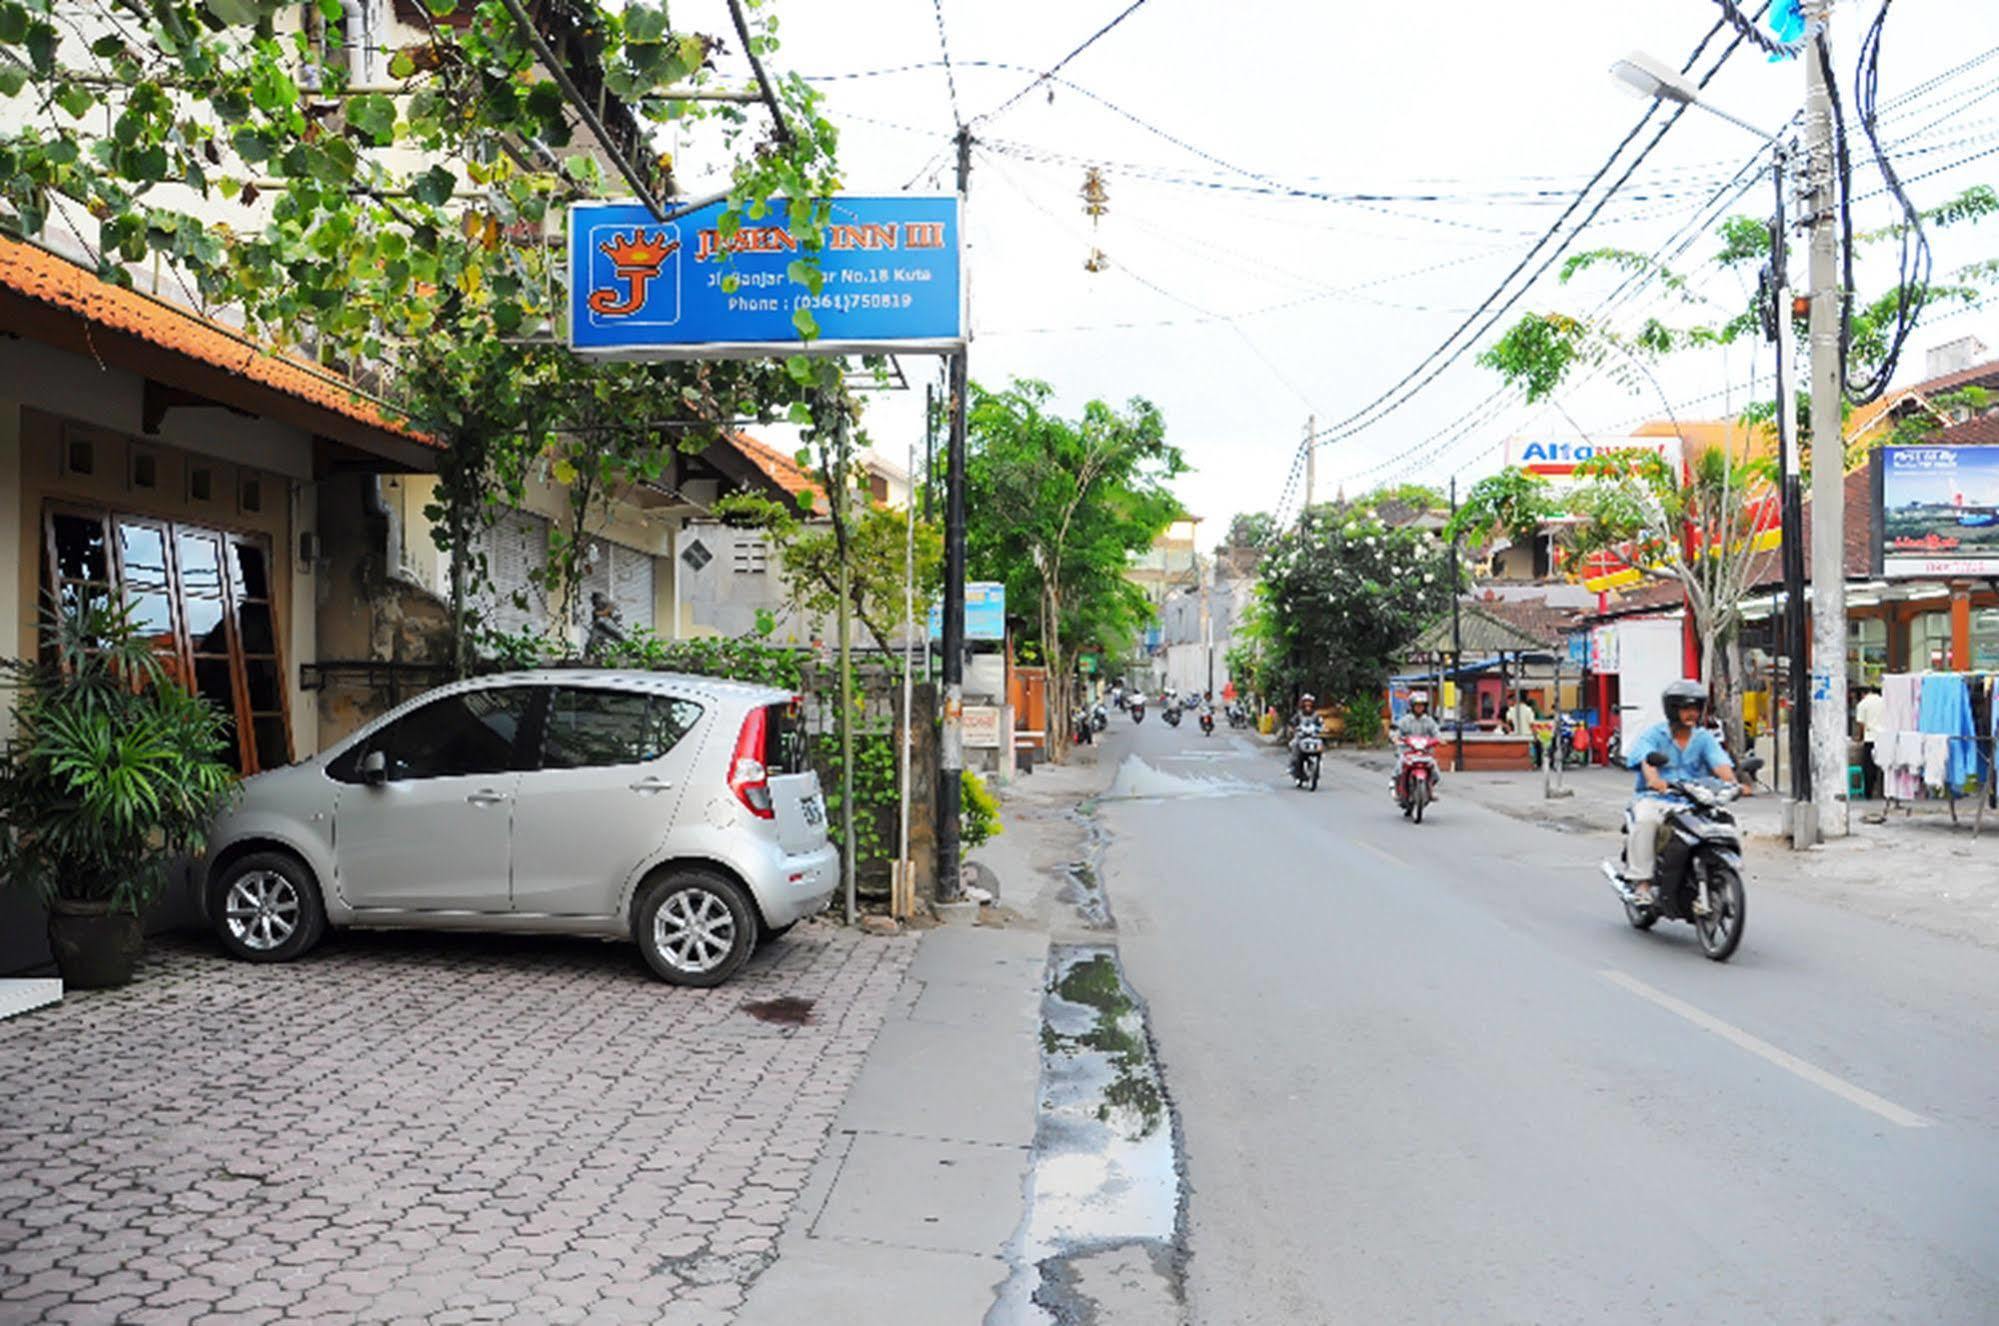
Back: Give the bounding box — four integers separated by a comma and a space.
971, 0, 1154, 127
1293, 6, 1766, 469
930, 0, 964, 130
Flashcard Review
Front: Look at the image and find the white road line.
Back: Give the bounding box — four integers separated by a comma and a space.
1600, 969, 1933, 1129
1353, 839, 1410, 869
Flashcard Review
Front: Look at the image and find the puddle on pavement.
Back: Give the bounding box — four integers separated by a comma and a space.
740, 996, 814, 1024
1099, 754, 1260, 803
988, 944, 1185, 1325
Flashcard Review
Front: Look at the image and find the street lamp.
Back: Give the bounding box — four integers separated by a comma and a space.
1612, 51, 1811, 811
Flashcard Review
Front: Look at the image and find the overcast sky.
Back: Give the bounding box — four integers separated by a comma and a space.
704, 0, 1999, 540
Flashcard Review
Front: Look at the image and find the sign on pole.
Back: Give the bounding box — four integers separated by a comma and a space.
568, 196, 964, 359
1880, 444, 1999, 576
928, 581, 1005, 641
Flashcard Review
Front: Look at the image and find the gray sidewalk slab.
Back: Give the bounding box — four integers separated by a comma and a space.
736, 761, 1106, 1325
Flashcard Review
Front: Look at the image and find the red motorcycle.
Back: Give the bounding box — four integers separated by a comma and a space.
1395, 736, 1440, 823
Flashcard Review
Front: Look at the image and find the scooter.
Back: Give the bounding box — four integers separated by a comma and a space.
1130, 700, 1146, 725
1163, 703, 1182, 728
1292, 729, 1323, 791
1395, 735, 1440, 823
1600, 752, 1762, 962
1226, 702, 1249, 730
1199, 708, 1215, 736
1072, 707, 1094, 746
1090, 703, 1108, 733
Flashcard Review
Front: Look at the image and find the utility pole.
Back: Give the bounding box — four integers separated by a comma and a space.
1804, 0, 1849, 840
937, 124, 972, 904
1302, 417, 1316, 518
1772, 141, 1814, 841
1450, 475, 1464, 773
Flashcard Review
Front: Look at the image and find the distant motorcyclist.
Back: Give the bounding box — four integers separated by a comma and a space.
1395, 689, 1442, 740
1288, 693, 1324, 782
1394, 690, 1444, 803
1624, 679, 1742, 908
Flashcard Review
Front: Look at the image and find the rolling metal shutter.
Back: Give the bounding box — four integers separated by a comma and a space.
476, 509, 549, 636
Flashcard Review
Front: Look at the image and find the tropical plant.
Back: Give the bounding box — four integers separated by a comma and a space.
1254, 503, 1455, 710
964, 378, 1185, 760
0, 598, 237, 913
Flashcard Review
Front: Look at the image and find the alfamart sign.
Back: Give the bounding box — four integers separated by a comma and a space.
1503, 435, 1682, 479
568, 196, 964, 359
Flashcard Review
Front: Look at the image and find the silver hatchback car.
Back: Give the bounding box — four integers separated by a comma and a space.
200, 670, 837, 986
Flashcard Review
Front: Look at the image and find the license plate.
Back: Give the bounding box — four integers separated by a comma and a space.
800, 795, 825, 827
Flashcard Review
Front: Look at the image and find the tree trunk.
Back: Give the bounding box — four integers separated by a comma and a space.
1042, 580, 1065, 765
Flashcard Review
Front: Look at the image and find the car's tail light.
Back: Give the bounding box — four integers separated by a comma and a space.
730, 707, 775, 819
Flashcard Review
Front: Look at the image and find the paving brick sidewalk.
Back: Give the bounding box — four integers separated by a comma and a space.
0, 920, 914, 1325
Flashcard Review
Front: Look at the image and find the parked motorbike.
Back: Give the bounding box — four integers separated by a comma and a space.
1395, 735, 1441, 823
1199, 709, 1215, 736
1090, 703, 1108, 733
1292, 730, 1323, 791
1226, 702, 1248, 730
1072, 707, 1094, 746
1599, 752, 1763, 962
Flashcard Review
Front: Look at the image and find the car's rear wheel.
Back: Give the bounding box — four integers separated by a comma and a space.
636, 870, 757, 986
210, 851, 327, 963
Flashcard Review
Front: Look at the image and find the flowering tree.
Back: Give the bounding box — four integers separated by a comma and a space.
1250, 503, 1455, 709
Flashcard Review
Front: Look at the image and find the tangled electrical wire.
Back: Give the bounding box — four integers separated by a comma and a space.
1711, 0, 1809, 60
1837, 0, 1932, 405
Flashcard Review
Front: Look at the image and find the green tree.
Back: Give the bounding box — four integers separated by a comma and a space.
1222, 511, 1277, 552
964, 379, 1185, 758
1, 0, 846, 665
1254, 503, 1454, 708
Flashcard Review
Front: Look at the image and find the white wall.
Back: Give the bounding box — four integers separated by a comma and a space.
1616, 616, 1688, 740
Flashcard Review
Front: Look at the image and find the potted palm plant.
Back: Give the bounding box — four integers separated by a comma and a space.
0, 597, 237, 988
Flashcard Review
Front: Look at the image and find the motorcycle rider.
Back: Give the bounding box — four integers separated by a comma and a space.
1624, 679, 1743, 907
1394, 690, 1444, 803
1288, 693, 1324, 782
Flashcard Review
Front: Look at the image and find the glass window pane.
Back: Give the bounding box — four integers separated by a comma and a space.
176, 532, 224, 598
543, 688, 651, 769
184, 595, 227, 650
373, 687, 534, 780
644, 698, 703, 761
52, 514, 109, 583
192, 656, 236, 712
237, 602, 274, 654
230, 543, 270, 600
116, 522, 169, 588
252, 716, 290, 771
125, 587, 175, 640
244, 658, 282, 712
57, 581, 112, 620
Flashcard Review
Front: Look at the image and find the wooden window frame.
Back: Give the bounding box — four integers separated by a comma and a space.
41, 502, 291, 774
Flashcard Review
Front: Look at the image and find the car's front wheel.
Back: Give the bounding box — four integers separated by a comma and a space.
635, 870, 757, 986
210, 851, 327, 963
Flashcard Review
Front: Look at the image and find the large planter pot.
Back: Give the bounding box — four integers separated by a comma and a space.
46, 898, 144, 989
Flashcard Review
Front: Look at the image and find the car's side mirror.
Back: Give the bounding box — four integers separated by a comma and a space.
360, 749, 388, 786
1646, 751, 1671, 768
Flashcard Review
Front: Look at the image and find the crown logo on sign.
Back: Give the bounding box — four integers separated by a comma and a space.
588, 228, 682, 318
599, 228, 679, 273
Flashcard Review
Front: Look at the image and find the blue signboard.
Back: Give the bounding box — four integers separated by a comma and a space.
1567, 632, 1589, 668
568, 196, 963, 359
928, 581, 1005, 642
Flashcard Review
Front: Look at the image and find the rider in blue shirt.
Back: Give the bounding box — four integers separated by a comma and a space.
1623, 679, 1740, 904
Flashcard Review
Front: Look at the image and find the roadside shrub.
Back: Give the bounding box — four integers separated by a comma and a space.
962, 770, 1002, 848
1341, 694, 1384, 746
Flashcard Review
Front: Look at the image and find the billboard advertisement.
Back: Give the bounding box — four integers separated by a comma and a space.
1880, 445, 1999, 576
569, 196, 963, 359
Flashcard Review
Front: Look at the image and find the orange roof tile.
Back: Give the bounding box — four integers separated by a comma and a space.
0, 235, 431, 448
724, 430, 823, 512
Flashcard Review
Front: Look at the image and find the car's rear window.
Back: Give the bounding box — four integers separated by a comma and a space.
762, 700, 810, 775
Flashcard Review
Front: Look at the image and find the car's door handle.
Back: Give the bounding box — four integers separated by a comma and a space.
629, 776, 674, 794
466, 789, 510, 806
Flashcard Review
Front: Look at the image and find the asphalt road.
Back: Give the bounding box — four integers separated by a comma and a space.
1091, 713, 1999, 1324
